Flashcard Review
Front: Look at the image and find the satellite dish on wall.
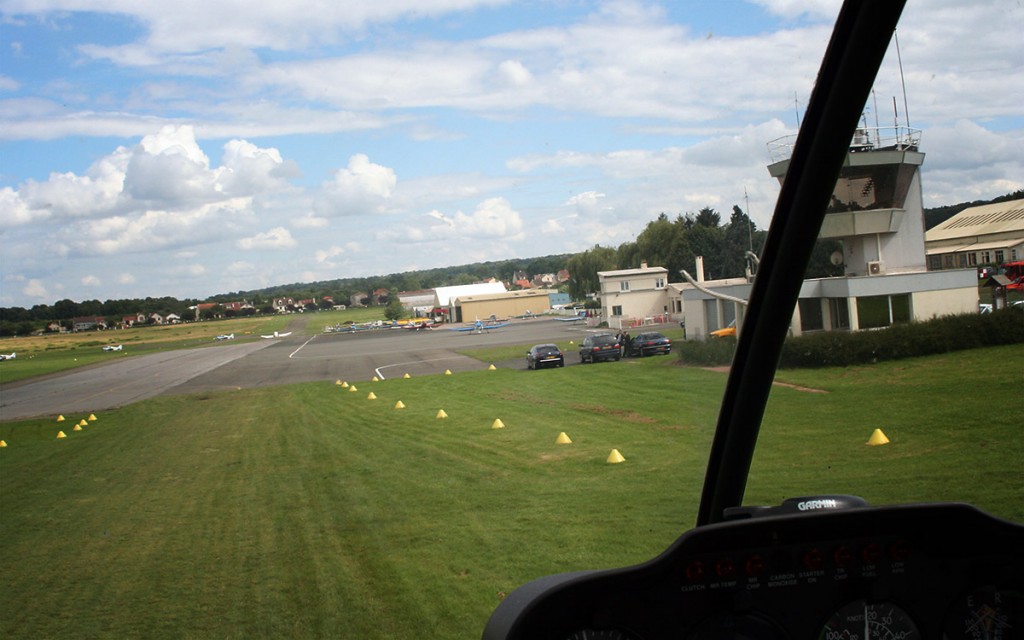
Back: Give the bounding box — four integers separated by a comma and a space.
830, 250, 844, 266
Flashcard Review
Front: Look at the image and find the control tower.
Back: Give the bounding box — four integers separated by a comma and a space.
766, 126, 925, 276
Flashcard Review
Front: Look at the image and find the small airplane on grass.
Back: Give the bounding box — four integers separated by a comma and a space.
0, 352, 16, 360
215, 333, 235, 340
260, 331, 293, 339
102, 344, 123, 352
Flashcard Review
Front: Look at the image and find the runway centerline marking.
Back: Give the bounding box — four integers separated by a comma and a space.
288, 334, 318, 358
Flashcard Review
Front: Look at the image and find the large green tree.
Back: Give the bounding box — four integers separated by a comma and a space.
384, 298, 406, 321
566, 245, 618, 300
719, 205, 757, 279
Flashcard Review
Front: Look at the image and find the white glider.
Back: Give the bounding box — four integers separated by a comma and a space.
102, 344, 123, 352
0, 352, 15, 360
261, 331, 293, 339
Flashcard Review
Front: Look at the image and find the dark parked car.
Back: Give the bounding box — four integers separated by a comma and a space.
526, 344, 564, 369
579, 334, 621, 363
626, 331, 671, 357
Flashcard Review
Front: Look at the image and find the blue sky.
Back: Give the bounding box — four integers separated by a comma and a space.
1, 0, 1022, 308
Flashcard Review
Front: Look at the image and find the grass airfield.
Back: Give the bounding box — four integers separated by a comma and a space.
0, 331, 1021, 637
0, 315, 297, 384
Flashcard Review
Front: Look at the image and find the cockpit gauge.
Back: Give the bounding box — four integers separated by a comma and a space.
819, 600, 918, 640
944, 586, 1023, 640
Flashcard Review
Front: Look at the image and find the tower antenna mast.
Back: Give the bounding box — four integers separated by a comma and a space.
894, 28, 911, 131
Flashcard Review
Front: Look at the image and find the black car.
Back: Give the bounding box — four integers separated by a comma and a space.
626, 332, 671, 357
526, 344, 564, 369
579, 334, 621, 363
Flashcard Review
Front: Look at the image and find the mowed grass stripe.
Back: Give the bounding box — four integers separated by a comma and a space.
1, 345, 1021, 638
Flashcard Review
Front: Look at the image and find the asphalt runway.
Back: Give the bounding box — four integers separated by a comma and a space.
0, 318, 602, 420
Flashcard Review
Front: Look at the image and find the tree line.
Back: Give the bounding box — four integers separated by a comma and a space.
3, 191, 1017, 336
0, 205, 788, 335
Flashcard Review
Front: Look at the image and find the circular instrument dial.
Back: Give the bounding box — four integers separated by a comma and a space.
820, 600, 918, 639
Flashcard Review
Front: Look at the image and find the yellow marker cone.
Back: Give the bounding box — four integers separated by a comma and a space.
79, 419, 88, 427
57, 431, 67, 439
555, 432, 572, 444
341, 381, 349, 388
73, 424, 83, 431
372, 376, 380, 382
569, 340, 574, 345
349, 385, 358, 392
57, 415, 66, 422
336, 380, 343, 385
0, 440, 7, 447
867, 428, 890, 446
367, 392, 377, 400
403, 373, 411, 379
88, 414, 97, 421
488, 364, 496, 370
444, 369, 452, 375
491, 418, 505, 429
394, 400, 406, 409
436, 409, 448, 419
607, 449, 625, 464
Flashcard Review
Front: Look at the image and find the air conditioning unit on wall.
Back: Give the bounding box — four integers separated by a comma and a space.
867, 260, 885, 275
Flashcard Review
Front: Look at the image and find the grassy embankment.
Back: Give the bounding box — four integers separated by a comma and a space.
0, 341, 1021, 638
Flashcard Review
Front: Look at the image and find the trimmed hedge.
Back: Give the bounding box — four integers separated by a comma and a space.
677, 307, 1023, 368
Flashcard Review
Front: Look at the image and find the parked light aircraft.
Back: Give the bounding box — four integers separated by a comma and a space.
215, 333, 235, 340
404, 320, 435, 330
449, 318, 510, 334
483, 1, 1023, 637
102, 344, 123, 352
0, 352, 15, 360
260, 331, 292, 339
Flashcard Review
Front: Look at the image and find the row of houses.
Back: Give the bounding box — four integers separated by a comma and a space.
65, 312, 183, 332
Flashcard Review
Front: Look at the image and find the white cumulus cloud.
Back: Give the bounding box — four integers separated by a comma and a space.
237, 227, 297, 250
315, 154, 397, 217
452, 197, 522, 238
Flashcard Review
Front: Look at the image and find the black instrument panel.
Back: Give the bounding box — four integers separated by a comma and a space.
483, 501, 1023, 639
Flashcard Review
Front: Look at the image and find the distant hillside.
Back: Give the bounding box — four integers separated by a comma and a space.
924, 190, 1023, 230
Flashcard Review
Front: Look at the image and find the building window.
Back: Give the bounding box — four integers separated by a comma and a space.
612, 305, 622, 316
981, 251, 991, 264
829, 298, 850, 330
942, 254, 954, 268
927, 255, 941, 271
704, 299, 720, 331
721, 301, 737, 331
995, 250, 1005, 263
799, 299, 824, 332
655, 277, 665, 289
619, 281, 630, 292
968, 253, 977, 266
956, 253, 968, 268
857, 294, 911, 330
